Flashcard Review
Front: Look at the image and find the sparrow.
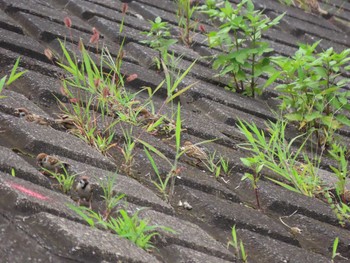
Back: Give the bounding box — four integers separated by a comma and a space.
75, 176, 93, 209
135, 107, 176, 135
36, 153, 69, 173
14, 108, 49, 126
54, 114, 76, 130
293, 0, 327, 15
181, 141, 208, 164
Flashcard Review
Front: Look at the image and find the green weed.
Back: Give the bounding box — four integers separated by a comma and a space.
177, 0, 198, 46
120, 126, 136, 175
141, 17, 177, 68
267, 42, 350, 147
238, 120, 322, 208
99, 173, 126, 220
139, 103, 183, 202
68, 204, 173, 250
227, 225, 248, 262
106, 209, 171, 251
0, 57, 27, 98
44, 167, 76, 194
200, 0, 284, 96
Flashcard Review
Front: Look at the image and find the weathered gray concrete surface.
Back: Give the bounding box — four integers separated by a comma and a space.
19, 212, 161, 263
1, 0, 350, 262
237, 229, 330, 263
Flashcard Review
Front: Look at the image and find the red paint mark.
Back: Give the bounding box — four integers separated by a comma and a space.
8, 182, 49, 201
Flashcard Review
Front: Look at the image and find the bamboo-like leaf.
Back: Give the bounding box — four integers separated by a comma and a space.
82, 49, 95, 91
144, 147, 160, 177
166, 81, 198, 103
266, 177, 301, 194
59, 40, 77, 72
67, 204, 95, 227
0, 76, 6, 92
171, 60, 197, 93
138, 139, 171, 165
6, 57, 27, 86
332, 237, 339, 259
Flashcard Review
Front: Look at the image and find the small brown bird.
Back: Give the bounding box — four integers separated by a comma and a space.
181, 141, 208, 164
14, 108, 49, 126
293, 0, 327, 15
54, 114, 76, 130
36, 153, 69, 173
75, 176, 93, 209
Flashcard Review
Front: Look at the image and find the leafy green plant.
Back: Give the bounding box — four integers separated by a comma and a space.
335, 201, 350, 227
67, 204, 103, 227
277, 0, 294, 5
238, 120, 322, 205
0, 57, 27, 98
332, 237, 339, 262
324, 190, 350, 227
227, 225, 248, 262
120, 126, 136, 175
203, 153, 232, 178
106, 209, 173, 250
200, 0, 284, 96
58, 7, 135, 131
202, 0, 216, 10
56, 39, 142, 156
328, 143, 348, 202
237, 119, 350, 226
93, 131, 118, 155
141, 58, 196, 138
145, 114, 176, 136
44, 167, 76, 194
143, 145, 172, 201
219, 156, 231, 175
68, 204, 173, 250
268, 42, 350, 147
177, 0, 198, 46
141, 17, 177, 68
202, 150, 219, 174
240, 155, 264, 209
162, 57, 197, 113
139, 103, 183, 202
99, 173, 126, 220
202, 150, 229, 178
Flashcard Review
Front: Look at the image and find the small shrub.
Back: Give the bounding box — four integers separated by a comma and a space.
238, 120, 321, 200
44, 167, 76, 194
68, 204, 174, 250
268, 42, 350, 147
200, 0, 284, 96
177, 0, 198, 46
141, 17, 177, 68
99, 173, 126, 220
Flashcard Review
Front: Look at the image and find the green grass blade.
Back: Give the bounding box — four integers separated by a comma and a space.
175, 103, 181, 152
137, 139, 172, 165
144, 147, 160, 177
171, 60, 197, 93
166, 81, 198, 103
6, 57, 27, 85
0, 76, 7, 92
